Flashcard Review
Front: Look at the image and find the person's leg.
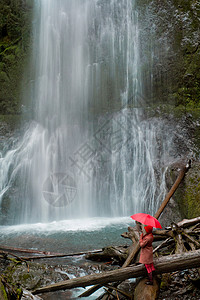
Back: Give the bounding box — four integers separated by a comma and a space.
145, 263, 154, 285
146, 271, 153, 285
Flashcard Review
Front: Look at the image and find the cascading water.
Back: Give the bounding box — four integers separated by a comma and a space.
0, 0, 174, 225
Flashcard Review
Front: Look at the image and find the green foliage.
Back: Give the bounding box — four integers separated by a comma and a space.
138, 0, 200, 110
0, 279, 8, 300
175, 164, 200, 219
0, 0, 33, 115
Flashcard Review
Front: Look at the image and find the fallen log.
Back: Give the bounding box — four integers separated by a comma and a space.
0, 245, 102, 260
176, 216, 200, 228
153, 237, 173, 254
0, 245, 54, 255
32, 249, 200, 295
85, 246, 128, 264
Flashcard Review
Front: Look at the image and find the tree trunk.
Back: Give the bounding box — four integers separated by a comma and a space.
134, 277, 160, 300
32, 249, 200, 295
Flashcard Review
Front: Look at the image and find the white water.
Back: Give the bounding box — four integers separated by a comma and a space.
0, 216, 131, 234
0, 0, 175, 225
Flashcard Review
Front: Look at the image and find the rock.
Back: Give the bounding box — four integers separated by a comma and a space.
22, 289, 43, 300
4, 261, 69, 291
166, 161, 200, 219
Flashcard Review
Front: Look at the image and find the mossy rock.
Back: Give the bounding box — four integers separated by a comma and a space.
168, 162, 200, 219
180, 163, 200, 218
4, 261, 69, 291
0, 71, 9, 82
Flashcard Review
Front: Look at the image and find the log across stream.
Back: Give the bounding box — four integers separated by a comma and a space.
32, 250, 200, 294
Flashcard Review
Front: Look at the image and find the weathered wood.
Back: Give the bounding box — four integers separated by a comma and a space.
85, 246, 127, 263
177, 216, 200, 228
32, 249, 200, 295
134, 277, 159, 300
121, 226, 140, 243
121, 242, 140, 268
153, 237, 173, 254
153, 229, 172, 237
0, 245, 53, 255
171, 223, 187, 254
182, 232, 200, 248
122, 162, 191, 268
0, 245, 102, 260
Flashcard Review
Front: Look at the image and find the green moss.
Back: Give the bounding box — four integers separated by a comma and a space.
0, 281, 8, 300
0, 0, 33, 115
0, 71, 9, 82
22, 273, 31, 281
160, 274, 171, 291
175, 164, 200, 219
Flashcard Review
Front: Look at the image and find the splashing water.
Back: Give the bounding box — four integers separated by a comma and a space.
0, 0, 174, 225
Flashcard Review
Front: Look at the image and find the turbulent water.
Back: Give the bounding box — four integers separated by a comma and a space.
0, 0, 176, 225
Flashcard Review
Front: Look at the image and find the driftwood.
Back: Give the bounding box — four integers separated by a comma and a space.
82, 162, 192, 299
176, 216, 200, 228
32, 249, 200, 295
82, 216, 200, 298
122, 160, 191, 268
85, 246, 128, 264
134, 277, 160, 300
0, 245, 102, 259
0, 245, 54, 255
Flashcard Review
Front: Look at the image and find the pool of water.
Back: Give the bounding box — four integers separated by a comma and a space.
0, 217, 134, 299
0, 217, 133, 253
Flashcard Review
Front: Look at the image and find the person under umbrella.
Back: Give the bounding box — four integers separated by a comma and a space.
130, 213, 162, 285
139, 225, 155, 285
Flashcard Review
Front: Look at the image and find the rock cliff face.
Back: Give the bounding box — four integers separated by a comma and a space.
138, 0, 200, 220
138, 0, 200, 108
1, 0, 199, 115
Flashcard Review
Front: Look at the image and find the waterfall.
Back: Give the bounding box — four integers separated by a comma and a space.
0, 0, 174, 225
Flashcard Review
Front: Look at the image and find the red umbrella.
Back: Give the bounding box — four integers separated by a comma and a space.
130, 213, 162, 229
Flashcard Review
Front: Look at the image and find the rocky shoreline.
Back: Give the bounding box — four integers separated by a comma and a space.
1, 249, 200, 299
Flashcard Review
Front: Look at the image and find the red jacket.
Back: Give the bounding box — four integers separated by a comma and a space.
139, 232, 154, 264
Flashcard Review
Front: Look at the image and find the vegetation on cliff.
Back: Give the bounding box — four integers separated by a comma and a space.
0, 0, 33, 115
138, 0, 200, 110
